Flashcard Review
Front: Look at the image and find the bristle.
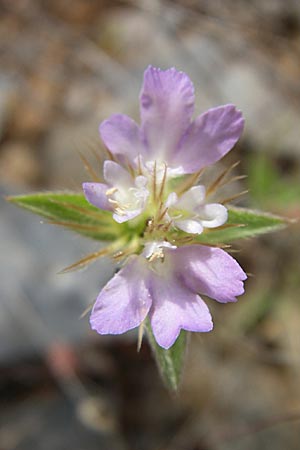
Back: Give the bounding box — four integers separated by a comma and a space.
152, 160, 157, 201
206, 161, 240, 196
79, 152, 101, 182
196, 241, 231, 249
46, 220, 105, 232
227, 248, 241, 254
79, 303, 94, 319
137, 155, 143, 176
157, 206, 168, 222
218, 174, 248, 189
176, 169, 204, 196
91, 147, 104, 166
124, 157, 135, 177
58, 247, 111, 274
137, 320, 145, 352
221, 190, 248, 204
104, 148, 116, 161
212, 223, 245, 230
158, 164, 168, 201
49, 199, 109, 220
112, 250, 124, 261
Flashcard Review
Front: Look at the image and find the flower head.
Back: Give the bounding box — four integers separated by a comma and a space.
99, 66, 244, 175
90, 243, 246, 349
82, 66, 246, 349
84, 66, 244, 229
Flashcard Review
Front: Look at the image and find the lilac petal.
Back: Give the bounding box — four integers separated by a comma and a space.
113, 208, 143, 224
174, 105, 244, 173
149, 272, 213, 349
103, 160, 132, 188
140, 66, 195, 161
99, 114, 144, 164
173, 245, 247, 303
83, 182, 112, 211
90, 257, 151, 335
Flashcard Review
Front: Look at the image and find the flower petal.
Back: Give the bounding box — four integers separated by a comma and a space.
149, 270, 213, 349
174, 105, 244, 172
175, 219, 203, 234
90, 257, 152, 335
197, 203, 228, 228
140, 66, 195, 162
99, 114, 143, 164
83, 182, 112, 211
113, 208, 144, 224
174, 245, 247, 303
176, 185, 206, 210
103, 160, 132, 188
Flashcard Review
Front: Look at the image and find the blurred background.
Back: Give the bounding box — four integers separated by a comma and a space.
1, 0, 300, 449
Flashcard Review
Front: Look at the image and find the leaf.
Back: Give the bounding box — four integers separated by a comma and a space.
7, 192, 124, 241
196, 206, 288, 244
145, 321, 187, 392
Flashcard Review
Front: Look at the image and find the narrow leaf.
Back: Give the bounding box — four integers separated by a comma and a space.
7, 192, 124, 241
196, 206, 288, 244
145, 321, 187, 392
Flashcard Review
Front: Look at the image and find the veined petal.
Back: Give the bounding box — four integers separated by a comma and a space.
90, 257, 151, 335
99, 114, 143, 164
197, 203, 228, 228
174, 105, 244, 173
83, 182, 112, 211
140, 66, 195, 162
103, 160, 132, 188
149, 271, 213, 349
174, 245, 247, 303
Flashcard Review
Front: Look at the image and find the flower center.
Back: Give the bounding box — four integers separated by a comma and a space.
142, 241, 176, 262
106, 176, 149, 217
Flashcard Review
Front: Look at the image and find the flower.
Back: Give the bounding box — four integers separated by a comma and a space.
81, 66, 247, 349
99, 66, 244, 175
83, 66, 244, 228
165, 185, 228, 234
83, 160, 149, 223
90, 242, 247, 349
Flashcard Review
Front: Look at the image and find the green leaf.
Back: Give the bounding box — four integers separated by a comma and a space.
145, 321, 187, 392
7, 192, 124, 241
196, 206, 288, 244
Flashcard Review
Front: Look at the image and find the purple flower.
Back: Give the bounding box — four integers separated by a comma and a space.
99, 66, 244, 175
83, 160, 149, 223
83, 66, 244, 226
83, 66, 247, 349
90, 242, 247, 349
